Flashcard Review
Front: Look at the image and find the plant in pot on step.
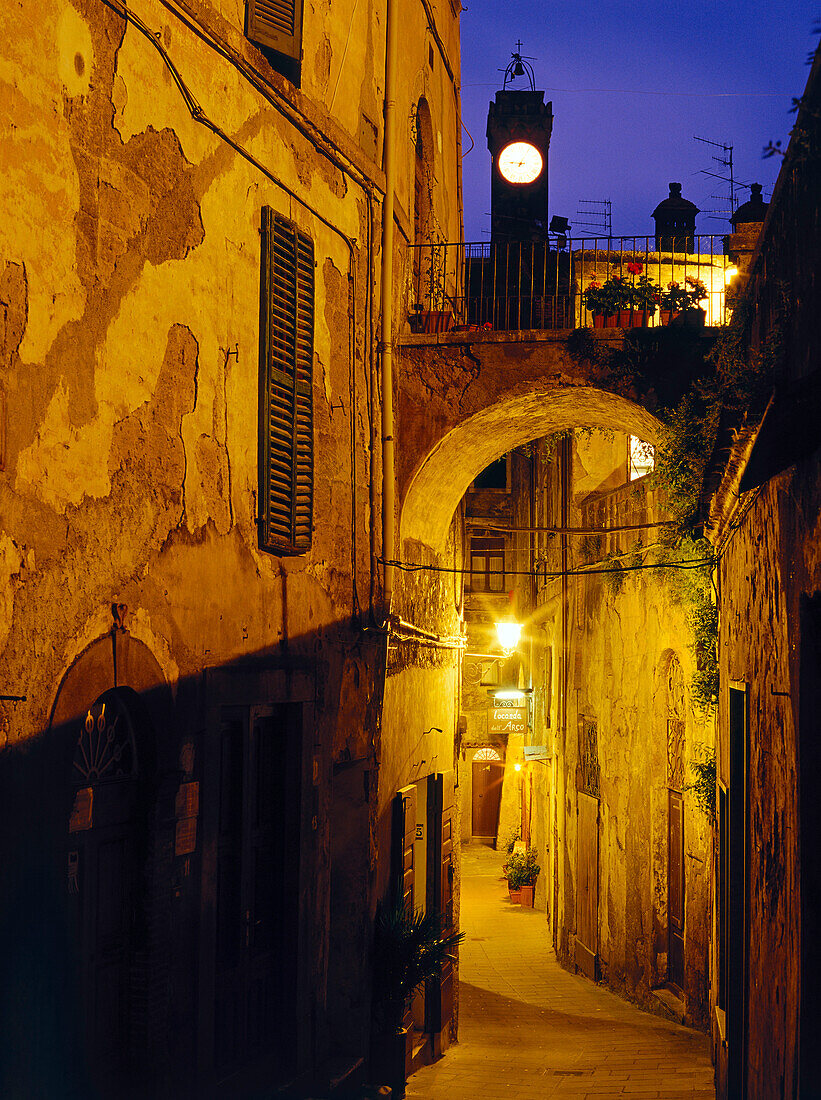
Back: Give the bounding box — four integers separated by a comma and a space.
518, 847, 540, 907
371, 902, 466, 1097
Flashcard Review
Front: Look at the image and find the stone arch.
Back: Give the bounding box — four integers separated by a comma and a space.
400, 386, 664, 552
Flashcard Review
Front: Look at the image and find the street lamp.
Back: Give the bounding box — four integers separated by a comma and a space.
494, 617, 522, 657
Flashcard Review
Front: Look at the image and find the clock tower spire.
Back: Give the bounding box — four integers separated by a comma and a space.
487, 47, 553, 242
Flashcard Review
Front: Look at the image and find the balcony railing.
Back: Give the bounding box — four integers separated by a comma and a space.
408, 236, 732, 333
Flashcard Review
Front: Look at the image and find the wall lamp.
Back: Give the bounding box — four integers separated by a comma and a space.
494, 617, 522, 657
422, 727, 442, 736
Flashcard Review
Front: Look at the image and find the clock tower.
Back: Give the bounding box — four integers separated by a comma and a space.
487, 50, 553, 242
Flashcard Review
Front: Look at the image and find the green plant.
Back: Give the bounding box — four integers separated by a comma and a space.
505, 847, 540, 888
372, 903, 466, 1028
583, 274, 631, 315
631, 275, 661, 314
660, 276, 708, 313
500, 826, 521, 856
685, 745, 716, 821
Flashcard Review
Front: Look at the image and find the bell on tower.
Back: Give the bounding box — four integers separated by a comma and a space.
486, 46, 553, 243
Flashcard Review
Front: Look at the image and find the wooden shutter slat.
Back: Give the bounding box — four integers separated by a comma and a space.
247, 0, 303, 63
259, 208, 314, 554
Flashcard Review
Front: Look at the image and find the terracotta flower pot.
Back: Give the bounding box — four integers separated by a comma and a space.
508, 889, 522, 903
617, 309, 651, 328
592, 314, 619, 328
520, 885, 534, 907
659, 310, 681, 326
419, 309, 453, 334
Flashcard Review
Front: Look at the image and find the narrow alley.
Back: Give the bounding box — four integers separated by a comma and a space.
406, 844, 715, 1099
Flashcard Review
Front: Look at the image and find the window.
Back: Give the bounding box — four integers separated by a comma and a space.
628, 436, 655, 480
259, 208, 314, 555
469, 536, 505, 592
246, 0, 304, 81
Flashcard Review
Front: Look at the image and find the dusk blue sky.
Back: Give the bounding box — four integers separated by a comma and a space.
458, 1, 819, 241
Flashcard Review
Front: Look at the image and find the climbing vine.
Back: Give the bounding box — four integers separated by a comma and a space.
685, 744, 717, 821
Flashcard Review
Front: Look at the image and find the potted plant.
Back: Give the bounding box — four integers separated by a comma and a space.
659, 276, 708, 325
411, 242, 453, 333
371, 903, 465, 1097
504, 853, 524, 903
583, 274, 631, 327
518, 847, 540, 907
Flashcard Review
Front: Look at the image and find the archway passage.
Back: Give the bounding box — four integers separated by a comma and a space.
400, 385, 663, 552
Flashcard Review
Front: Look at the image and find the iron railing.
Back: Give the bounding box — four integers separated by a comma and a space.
408, 236, 731, 333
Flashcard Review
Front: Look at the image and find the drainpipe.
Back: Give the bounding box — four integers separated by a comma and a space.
380, 0, 398, 614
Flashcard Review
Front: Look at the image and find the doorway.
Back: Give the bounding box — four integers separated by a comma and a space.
471, 747, 503, 840
666, 655, 686, 994
212, 704, 301, 1083
67, 689, 143, 1095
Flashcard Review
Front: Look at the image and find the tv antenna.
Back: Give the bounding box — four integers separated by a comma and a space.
575, 199, 612, 238
501, 42, 536, 91
694, 135, 741, 223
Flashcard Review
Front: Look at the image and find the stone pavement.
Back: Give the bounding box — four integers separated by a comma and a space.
406, 842, 715, 1100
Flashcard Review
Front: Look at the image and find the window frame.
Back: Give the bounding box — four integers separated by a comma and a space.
468, 536, 506, 592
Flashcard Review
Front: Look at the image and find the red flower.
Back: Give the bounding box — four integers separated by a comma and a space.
626, 261, 643, 276
587, 280, 601, 289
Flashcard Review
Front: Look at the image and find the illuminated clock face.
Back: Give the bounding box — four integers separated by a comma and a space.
498, 141, 543, 184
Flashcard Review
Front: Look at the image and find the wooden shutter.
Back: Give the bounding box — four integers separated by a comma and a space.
575, 791, 599, 981
392, 786, 417, 914
247, 0, 304, 61
428, 771, 456, 1051
259, 207, 314, 554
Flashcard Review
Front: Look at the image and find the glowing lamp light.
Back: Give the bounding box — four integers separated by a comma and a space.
495, 618, 522, 657
514, 763, 522, 772
724, 265, 739, 285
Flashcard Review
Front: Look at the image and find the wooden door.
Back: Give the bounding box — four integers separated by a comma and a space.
214, 706, 297, 1078
471, 761, 503, 837
428, 771, 456, 1055
68, 691, 141, 1093
668, 789, 685, 991
575, 792, 599, 980
392, 786, 417, 1076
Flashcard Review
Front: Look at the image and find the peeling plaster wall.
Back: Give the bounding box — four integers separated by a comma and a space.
0, 0, 463, 1087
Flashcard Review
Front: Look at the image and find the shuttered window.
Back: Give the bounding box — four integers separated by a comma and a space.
259, 208, 314, 555
246, 0, 304, 63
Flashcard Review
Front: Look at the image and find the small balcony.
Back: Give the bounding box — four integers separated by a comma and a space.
407, 237, 732, 334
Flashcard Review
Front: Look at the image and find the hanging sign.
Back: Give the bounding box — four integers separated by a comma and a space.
523, 745, 550, 761
488, 705, 527, 735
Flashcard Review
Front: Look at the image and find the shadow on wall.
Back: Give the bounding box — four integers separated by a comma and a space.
0, 622, 384, 1100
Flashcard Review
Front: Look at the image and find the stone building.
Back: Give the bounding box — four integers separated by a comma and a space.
0, 0, 464, 1095
703, 48, 821, 1099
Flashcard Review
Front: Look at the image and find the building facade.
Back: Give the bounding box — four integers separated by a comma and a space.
0, 0, 464, 1094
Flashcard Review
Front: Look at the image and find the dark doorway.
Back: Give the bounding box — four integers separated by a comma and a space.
471, 751, 503, 838
67, 689, 143, 1095
212, 704, 301, 1084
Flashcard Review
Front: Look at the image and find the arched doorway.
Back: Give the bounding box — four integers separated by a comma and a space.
66, 687, 146, 1095
665, 654, 686, 993
471, 747, 504, 840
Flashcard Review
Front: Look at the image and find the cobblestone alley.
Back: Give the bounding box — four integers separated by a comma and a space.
406, 843, 715, 1099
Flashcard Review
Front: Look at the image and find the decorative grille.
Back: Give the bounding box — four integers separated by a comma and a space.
259, 208, 314, 554
578, 717, 600, 798
72, 692, 137, 786
666, 654, 686, 789
473, 747, 501, 761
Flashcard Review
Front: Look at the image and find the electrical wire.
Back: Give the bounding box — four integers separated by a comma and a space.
377, 556, 715, 579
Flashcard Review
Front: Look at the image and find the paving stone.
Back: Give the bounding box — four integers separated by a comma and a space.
406, 843, 714, 1099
